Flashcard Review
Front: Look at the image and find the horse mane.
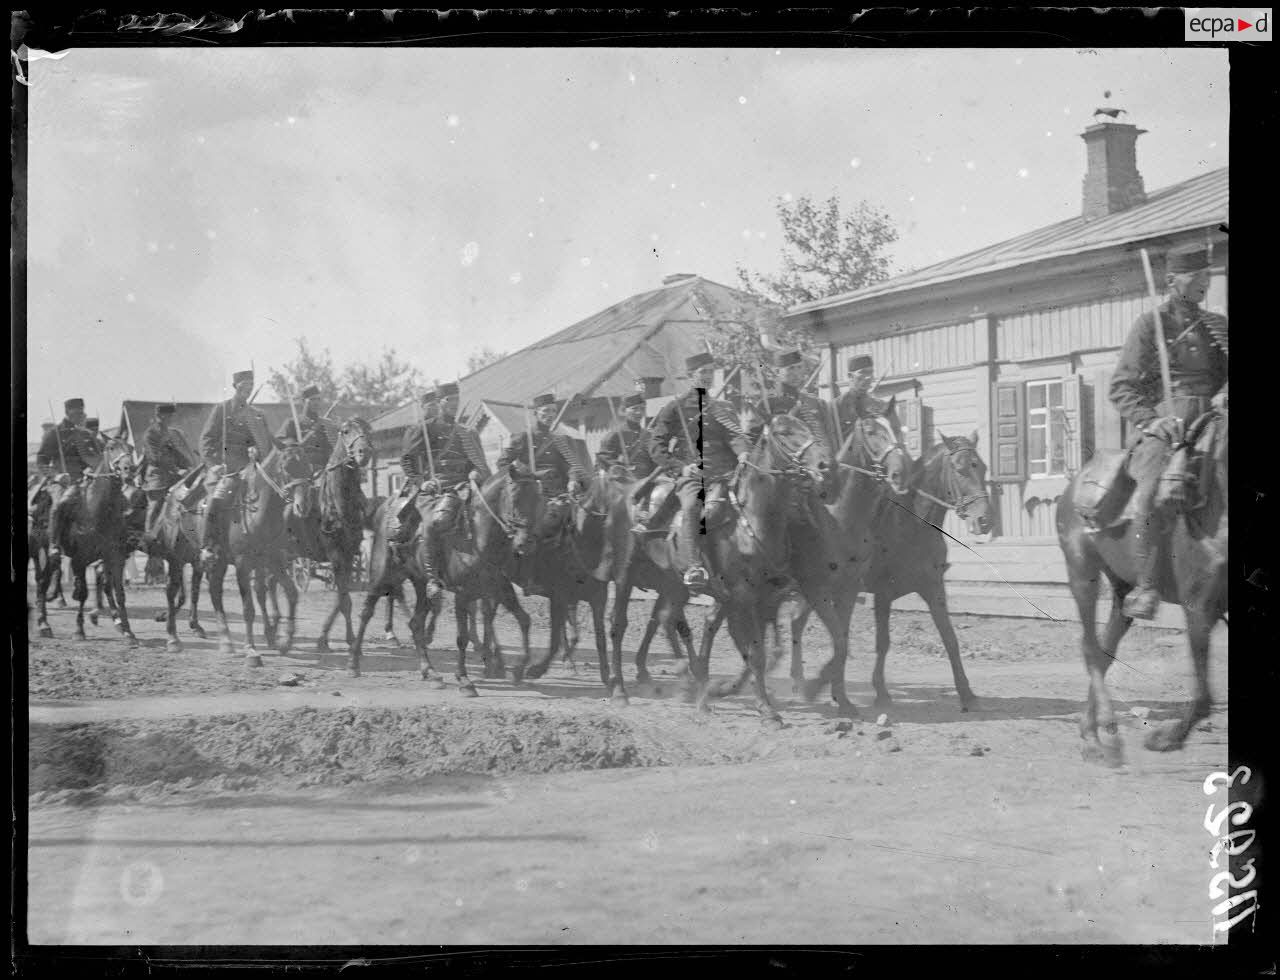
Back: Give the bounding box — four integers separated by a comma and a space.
318, 417, 370, 541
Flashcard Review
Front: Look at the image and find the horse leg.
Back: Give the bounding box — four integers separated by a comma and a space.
349, 588, 383, 677
35, 547, 54, 637
1067, 557, 1122, 767
747, 607, 783, 729
562, 602, 581, 673
590, 587, 611, 694
454, 592, 478, 697
506, 582, 538, 684
610, 578, 634, 699
788, 601, 809, 695
634, 598, 660, 686
206, 560, 236, 655
1146, 604, 1213, 752
483, 593, 509, 679
254, 569, 277, 650
72, 563, 90, 640
188, 562, 207, 638
275, 561, 299, 655
381, 594, 401, 647
524, 598, 563, 681
237, 562, 263, 666
871, 592, 893, 709
339, 563, 357, 648
410, 580, 445, 688
88, 565, 102, 627
110, 557, 138, 647
920, 582, 980, 712
164, 560, 184, 652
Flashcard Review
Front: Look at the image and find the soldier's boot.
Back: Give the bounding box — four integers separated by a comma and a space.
1122, 500, 1164, 621
678, 498, 709, 593
199, 497, 224, 565
46, 482, 80, 562
634, 483, 677, 534
420, 533, 445, 600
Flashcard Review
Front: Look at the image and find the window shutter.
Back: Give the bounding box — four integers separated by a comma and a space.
991, 381, 1026, 483
900, 396, 924, 457
1059, 374, 1084, 474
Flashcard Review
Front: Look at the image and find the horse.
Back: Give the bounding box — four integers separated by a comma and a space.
684, 413, 834, 726
787, 428, 993, 711
27, 479, 62, 605
421, 467, 544, 693
36, 448, 138, 646
1056, 408, 1228, 766
202, 446, 313, 666
278, 417, 374, 654
144, 465, 212, 649
351, 465, 542, 687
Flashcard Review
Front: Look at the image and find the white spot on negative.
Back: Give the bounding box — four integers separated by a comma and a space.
648, 173, 658, 182
738, 96, 747, 104
782, 191, 793, 202
119, 861, 164, 907
588, 140, 600, 151
669, 182, 677, 190
1046, 131, 1054, 138
850, 157, 861, 169
580, 256, 591, 267
206, 230, 217, 240
126, 293, 136, 303
699, 201, 707, 208
509, 271, 522, 284
460, 241, 480, 267
1017, 168, 1029, 178
515, 878, 529, 892
447, 114, 460, 127
907, 194, 916, 203
642, 830, 659, 851
1208, 141, 1217, 149
741, 229, 753, 240
650, 232, 659, 242
628, 71, 636, 84
196, 135, 206, 144
287, 116, 297, 125
965, 160, 976, 171
756, 231, 766, 240
527, 231, 535, 239
146, 242, 159, 253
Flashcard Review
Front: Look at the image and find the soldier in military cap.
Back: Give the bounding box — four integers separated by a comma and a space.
647, 351, 752, 592
497, 393, 590, 497
1109, 241, 1227, 620
748, 350, 830, 448
386, 387, 440, 550
596, 392, 656, 479
834, 354, 888, 433
39, 397, 106, 560
407, 382, 492, 595
198, 369, 270, 562
276, 383, 336, 474
140, 402, 196, 545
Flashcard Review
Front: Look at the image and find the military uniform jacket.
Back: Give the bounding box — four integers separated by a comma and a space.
400, 416, 491, 486
835, 389, 889, 431
1110, 298, 1228, 428
36, 419, 102, 475
200, 398, 269, 472
141, 421, 195, 491
277, 412, 337, 472
751, 386, 830, 451
496, 425, 588, 495
596, 421, 656, 476
650, 388, 751, 479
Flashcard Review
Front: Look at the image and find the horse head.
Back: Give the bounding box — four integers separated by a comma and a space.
845, 413, 910, 495
762, 413, 833, 498
496, 463, 544, 558
934, 429, 993, 535
332, 417, 374, 470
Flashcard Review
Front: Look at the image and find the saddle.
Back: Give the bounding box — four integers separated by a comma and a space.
1074, 450, 1133, 531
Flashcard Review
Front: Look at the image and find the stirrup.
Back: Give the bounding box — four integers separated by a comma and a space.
199, 547, 218, 564
425, 577, 444, 599
682, 565, 710, 591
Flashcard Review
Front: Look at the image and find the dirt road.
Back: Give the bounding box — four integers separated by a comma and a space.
24, 583, 1228, 945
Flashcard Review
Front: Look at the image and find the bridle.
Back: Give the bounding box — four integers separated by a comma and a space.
472, 471, 539, 540
324, 422, 372, 475
838, 415, 906, 483
912, 442, 989, 520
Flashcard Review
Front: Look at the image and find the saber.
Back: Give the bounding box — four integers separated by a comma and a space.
523, 404, 538, 474
48, 401, 67, 474
802, 360, 824, 392
549, 393, 575, 433
286, 382, 304, 449
606, 395, 630, 469
414, 394, 437, 483
122, 404, 141, 467
753, 361, 772, 419
868, 367, 891, 396
1140, 248, 1176, 417
711, 363, 740, 400
323, 398, 339, 419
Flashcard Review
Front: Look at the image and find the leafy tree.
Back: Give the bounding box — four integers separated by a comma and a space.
266, 338, 342, 405
268, 338, 427, 416
465, 346, 509, 374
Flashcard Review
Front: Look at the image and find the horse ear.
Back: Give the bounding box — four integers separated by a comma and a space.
969, 428, 979, 447
936, 429, 949, 444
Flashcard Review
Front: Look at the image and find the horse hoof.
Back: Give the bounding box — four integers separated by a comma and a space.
635, 671, 653, 687
1144, 723, 1187, 754
762, 715, 785, 731
458, 682, 479, 698
836, 702, 861, 720
125, 634, 140, 649
74, 632, 87, 642
245, 654, 264, 668
423, 674, 447, 690
510, 666, 526, 686
166, 639, 184, 653
611, 691, 630, 707
382, 633, 401, 648
218, 643, 236, 657
959, 695, 982, 713
192, 626, 208, 639
801, 679, 825, 704
276, 642, 293, 656
89, 613, 99, 627
56, 598, 67, 608
347, 667, 361, 679
38, 626, 53, 639
315, 639, 332, 654
154, 612, 168, 623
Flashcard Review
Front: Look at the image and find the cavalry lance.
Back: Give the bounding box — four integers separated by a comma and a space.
1139, 248, 1178, 441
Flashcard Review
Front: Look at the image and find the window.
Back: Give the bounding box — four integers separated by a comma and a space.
991, 375, 1082, 483
1025, 380, 1068, 477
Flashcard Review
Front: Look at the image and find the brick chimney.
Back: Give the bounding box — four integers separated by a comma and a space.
1080, 109, 1147, 220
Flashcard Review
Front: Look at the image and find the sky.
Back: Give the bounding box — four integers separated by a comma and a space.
22, 46, 1228, 441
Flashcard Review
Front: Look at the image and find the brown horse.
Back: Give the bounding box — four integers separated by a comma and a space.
788, 429, 993, 711
202, 446, 313, 666
37, 451, 138, 646
687, 414, 834, 725
145, 465, 211, 650
1056, 409, 1228, 766
352, 466, 541, 686
278, 417, 374, 653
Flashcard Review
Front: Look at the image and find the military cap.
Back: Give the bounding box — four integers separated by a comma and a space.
420, 388, 439, 403
775, 349, 804, 368
847, 355, 873, 374
232, 370, 254, 386
437, 381, 460, 398
685, 352, 715, 372
64, 397, 85, 412
532, 392, 557, 408
156, 402, 177, 416
1166, 243, 1211, 275
300, 384, 321, 400
623, 392, 646, 408
41, 421, 54, 431
86, 418, 100, 430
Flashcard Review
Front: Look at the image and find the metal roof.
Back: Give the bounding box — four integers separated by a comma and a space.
371, 275, 777, 433
787, 167, 1228, 317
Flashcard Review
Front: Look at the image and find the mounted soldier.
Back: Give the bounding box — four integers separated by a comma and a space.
276, 384, 336, 474
407, 382, 493, 597
198, 369, 272, 563
834, 354, 888, 431
596, 392, 656, 479
39, 397, 104, 561
748, 349, 830, 451
140, 402, 197, 547
646, 351, 751, 592
1107, 242, 1227, 620
84, 417, 110, 454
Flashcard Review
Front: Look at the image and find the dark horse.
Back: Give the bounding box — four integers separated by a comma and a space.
27, 479, 62, 606
352, 466, 542, 685
278, 417, 374, 654
689, 414, 833, 726
146, 466, 212, 651
202, 446, 313, 666
789, 428, 993, 711
37, 450, 138, 646
1057, 409, 1228, 766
